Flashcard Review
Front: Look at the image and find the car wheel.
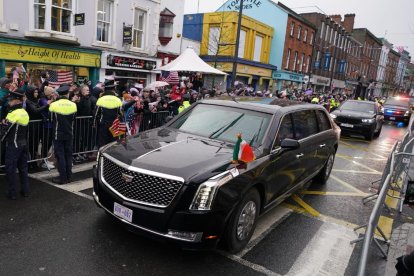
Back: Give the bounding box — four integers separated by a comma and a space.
365, 130, 375, 141
374, 125, 382, 137
224, 188, 260, 253
314, 153, 335, 185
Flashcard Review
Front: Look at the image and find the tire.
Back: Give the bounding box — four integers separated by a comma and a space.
365, 130, 375, 141
374, 125, 382, 137
314, 153, 335, 185
224, 188, 260, 253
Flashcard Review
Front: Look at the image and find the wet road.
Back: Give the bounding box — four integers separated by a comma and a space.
0, 122, 407, 275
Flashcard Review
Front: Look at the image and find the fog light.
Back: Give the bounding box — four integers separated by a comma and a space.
167, 230, 202, 242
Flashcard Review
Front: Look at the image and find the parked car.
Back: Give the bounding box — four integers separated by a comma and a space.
382, 96, 412, 124
330, 100, 383, 140
92, 99, 340, 253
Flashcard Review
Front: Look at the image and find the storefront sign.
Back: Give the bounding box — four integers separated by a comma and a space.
311, 75, 330, 86
227, 0, 262, 11
107, 54, 157, 70
332, 79, 345, 89
123, 26, 132, 44
74, 13, 85, 26
0, 43, 100, 67
272, 70, 303, 82
211, 62, 271, 77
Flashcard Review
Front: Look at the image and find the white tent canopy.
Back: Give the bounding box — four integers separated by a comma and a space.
158, 47, 227, 75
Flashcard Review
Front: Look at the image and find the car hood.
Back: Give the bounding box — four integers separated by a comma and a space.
333, 109, 375, 119
102, 128, 237, 183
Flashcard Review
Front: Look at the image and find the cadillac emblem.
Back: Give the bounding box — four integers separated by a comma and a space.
121, 173, 134, 183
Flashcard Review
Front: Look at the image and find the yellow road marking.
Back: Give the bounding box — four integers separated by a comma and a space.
330, 175, 367, 195
335, 154, 386, 161
339, 141, 386, 159
332, 169, 382, 175
291, 195, 320, 217
376, 216, 393, 240
385, 190, 400, 209
336, 154, 381, 173
301, 191, 369, 197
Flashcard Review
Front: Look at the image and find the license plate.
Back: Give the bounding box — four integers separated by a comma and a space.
389, 117, 395, 120
341, 123, 354, 128
114, 202, 133, 222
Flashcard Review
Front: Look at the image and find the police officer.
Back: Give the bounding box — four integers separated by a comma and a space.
178, 93, 191, 113
1, 90, 30, 199
93, 80, 122, 148
49, 84, 77, 184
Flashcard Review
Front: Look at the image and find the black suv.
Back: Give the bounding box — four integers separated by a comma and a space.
93, 100, 340, 253
383, 97, 412, 124
330, 100, 384, 140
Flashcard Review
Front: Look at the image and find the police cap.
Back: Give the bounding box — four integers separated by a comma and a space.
7, 89, 25, 100
56, 84, 71, 95
104, 79, 116, 91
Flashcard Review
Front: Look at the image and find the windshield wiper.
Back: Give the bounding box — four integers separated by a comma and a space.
250, 118, 265, 147
208, 114, 245, 139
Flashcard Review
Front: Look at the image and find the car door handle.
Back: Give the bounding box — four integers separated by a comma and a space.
296, 153, 304, 159
319, 144, 326, 148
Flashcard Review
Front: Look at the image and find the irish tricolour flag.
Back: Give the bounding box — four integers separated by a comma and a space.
232, 134, 256, 164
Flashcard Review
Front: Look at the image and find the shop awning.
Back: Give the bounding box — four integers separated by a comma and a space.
159, 47, 227, 75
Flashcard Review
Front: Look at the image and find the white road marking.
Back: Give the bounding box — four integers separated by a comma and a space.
286, 223, 357, 276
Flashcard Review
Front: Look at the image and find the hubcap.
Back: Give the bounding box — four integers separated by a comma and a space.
325, 154, 334, 178
236, 201, 257, 241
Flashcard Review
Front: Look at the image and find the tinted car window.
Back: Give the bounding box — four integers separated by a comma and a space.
341, 101, 376, 114
274, 114, 294, 148
316, 110, 331, 132
169, 104, 271, 147
292, 110, 318, 140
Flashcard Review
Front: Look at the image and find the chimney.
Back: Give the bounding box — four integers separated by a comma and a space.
343, 14, 355, 33
330, 14, 342, 24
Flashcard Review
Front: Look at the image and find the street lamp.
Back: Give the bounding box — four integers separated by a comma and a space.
231, 0, 244, 89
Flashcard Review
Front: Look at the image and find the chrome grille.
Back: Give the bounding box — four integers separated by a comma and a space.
101, 156, 184, 207
336, 116, 362, 124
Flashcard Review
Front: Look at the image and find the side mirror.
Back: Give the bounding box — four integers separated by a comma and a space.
280, 138, 300, 150
165, 116, 174, 123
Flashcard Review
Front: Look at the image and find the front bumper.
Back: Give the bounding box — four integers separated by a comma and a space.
384, 114, 410, 123
92, 165, 226, 249
336, 122, 376, 135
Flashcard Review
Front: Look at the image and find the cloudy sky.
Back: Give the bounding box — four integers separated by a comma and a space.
184, 0, 414, 60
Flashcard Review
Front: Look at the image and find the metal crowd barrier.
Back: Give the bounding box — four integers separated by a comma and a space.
354, 125, 414, 276
0, 111, 170, 168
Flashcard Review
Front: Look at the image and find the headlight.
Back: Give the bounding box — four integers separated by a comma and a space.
362, 118, 375, 123
330, 114, 337, 119
189, 168, 239, 211
405, 110, 411, 116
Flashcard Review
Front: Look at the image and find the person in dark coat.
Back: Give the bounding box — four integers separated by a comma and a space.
25, 86, 51, 164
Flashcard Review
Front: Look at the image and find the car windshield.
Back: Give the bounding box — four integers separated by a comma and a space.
384, 98, 410, 107
168, 104, 272, 147
340, 101, 376, 114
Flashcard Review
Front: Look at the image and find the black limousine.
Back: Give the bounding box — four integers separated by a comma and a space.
93, 99, 340, 253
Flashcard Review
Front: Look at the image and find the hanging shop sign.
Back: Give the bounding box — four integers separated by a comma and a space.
338, 60, 346, 74
107, 54, 157, 70
314, 60, 321, 69
74, 13, 85, 26
0, 43, 100, 67
123, 26, 132, 44
323, 53, 331, 71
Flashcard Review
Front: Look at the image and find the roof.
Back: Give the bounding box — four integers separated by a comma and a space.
352, 28, 383, 46
276, 2, 317, 30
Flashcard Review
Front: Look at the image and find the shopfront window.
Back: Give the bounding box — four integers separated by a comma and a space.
5, 62, 24, 81
51, 0, 72, 33
97, 0, 113, 43
34, 0, 46, 30
133, 8, 146, 49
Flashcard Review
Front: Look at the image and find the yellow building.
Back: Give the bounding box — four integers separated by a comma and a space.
198, 12, 276, 90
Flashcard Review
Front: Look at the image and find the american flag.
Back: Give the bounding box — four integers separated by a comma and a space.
47, 70, 73, 87
109, 117, 127, 137
160, 71, 179, 85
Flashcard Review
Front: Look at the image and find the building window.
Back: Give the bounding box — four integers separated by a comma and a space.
303, 29, 308, 43
51, 0, 72, 33
297, 26, 302, 40
325, 26, 330, 41
208, 26, 220, 55
133, 8, 146, 49
253, 35, 263, 62
320, 22, 324, 39
293, 51, 298, 71
306, 55, 311, 73
290, 22, 295, 37
97, 0, 113, 43
329, 28, 334, 44
316, 50, 320, 62
34, 0, 46, 30
300, 53, 304, 72
333, 31, 337, 46
238, 29, 246, 58
310, 32, 314, 45
285, 49, 291, 69
159, 8, 176, 46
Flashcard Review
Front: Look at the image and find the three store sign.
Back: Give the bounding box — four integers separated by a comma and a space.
107, 54, 156, 70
